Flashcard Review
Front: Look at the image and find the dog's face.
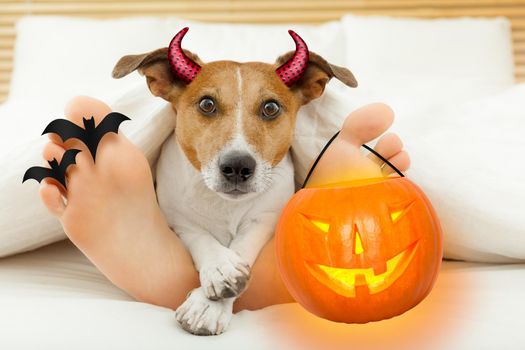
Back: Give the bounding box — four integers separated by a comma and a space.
169, 61, 303, 200
113, 38, 357, 201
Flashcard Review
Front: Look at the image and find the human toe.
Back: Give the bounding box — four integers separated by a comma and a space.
340, 103, 394, 146
383, 150, 410, 175
39, 181, 66, 216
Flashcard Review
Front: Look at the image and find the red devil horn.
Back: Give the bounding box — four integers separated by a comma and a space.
168, 27, 201, 84
276, 30, 309, 87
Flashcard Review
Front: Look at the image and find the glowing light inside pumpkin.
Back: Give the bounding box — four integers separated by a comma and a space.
354, 230, 364, 254
310, 219, 330, 233
305, 242, 419, 297
390, 210, 403, 222
389, 201, 415, 223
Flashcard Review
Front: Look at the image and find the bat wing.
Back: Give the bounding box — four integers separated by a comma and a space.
42, 119, 86, 142
23, 166, 55, 185
58, 149, 82, 175
91, 112, 130, 160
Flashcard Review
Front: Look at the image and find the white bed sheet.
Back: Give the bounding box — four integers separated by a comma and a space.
0, 240, 524, 350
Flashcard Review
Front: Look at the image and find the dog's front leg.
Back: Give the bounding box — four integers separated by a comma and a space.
175, 214, 275, 336
229, 212, 278, 270
175, 230, 249, 335
179, 230, 251, 300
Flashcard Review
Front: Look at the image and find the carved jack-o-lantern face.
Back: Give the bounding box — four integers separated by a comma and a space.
275, 177, 443, 323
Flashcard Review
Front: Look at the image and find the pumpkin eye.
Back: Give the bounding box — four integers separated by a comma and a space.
390, 210, 403, 223
310, 218, 330, 233
389, 200, 415, 223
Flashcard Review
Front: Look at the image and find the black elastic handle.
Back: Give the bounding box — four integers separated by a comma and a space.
301, 130, 404, 189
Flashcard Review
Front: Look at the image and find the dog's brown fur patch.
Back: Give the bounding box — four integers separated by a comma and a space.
237, 63, 301, 166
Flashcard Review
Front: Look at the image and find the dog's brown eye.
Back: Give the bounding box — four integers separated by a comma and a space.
261, 101, 281, 120
198, 97, 216, 115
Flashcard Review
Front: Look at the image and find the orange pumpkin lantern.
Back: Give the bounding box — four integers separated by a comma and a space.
275, 142, 443, 323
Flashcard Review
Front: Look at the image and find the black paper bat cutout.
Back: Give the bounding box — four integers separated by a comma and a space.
23, 149, 81, 189
42, 112, 130, 161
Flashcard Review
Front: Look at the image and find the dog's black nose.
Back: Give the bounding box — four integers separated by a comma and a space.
219, 152, 256, 183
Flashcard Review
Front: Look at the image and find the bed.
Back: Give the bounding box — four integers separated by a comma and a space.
1, 1, 524, 349
1, 240, 524, 349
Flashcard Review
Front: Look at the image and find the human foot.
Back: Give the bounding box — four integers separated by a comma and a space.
39, 96, 198, 306
305, 103, 410, 188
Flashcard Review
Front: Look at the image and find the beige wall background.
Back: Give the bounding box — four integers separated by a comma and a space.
1, 0, 524, 103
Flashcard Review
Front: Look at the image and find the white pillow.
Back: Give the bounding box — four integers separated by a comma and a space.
339, 15, 515, 120
8, 16, 345, 104
405, 84, 525, 262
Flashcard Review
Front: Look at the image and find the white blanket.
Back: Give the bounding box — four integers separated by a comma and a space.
1, 240, 524, 350
1, 15, 524, 262
2, 81, 525, 262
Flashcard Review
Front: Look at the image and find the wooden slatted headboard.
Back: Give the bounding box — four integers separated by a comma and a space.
1, 0, 524, 103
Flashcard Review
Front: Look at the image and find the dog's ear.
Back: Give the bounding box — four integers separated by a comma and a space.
275, 51, 357, 105
112, 48, 203, 102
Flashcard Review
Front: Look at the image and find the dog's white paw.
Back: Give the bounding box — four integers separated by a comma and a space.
199, 249, 251, 300
175, 288, 233, 336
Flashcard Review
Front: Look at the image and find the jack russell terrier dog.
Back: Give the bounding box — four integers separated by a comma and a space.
112, 27, 357, 335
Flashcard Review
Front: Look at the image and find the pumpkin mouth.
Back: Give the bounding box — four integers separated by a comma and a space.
305, 241, 419, 297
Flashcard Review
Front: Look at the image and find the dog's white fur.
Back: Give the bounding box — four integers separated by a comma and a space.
155, 66, 295, 335
156, 135, 293, 334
